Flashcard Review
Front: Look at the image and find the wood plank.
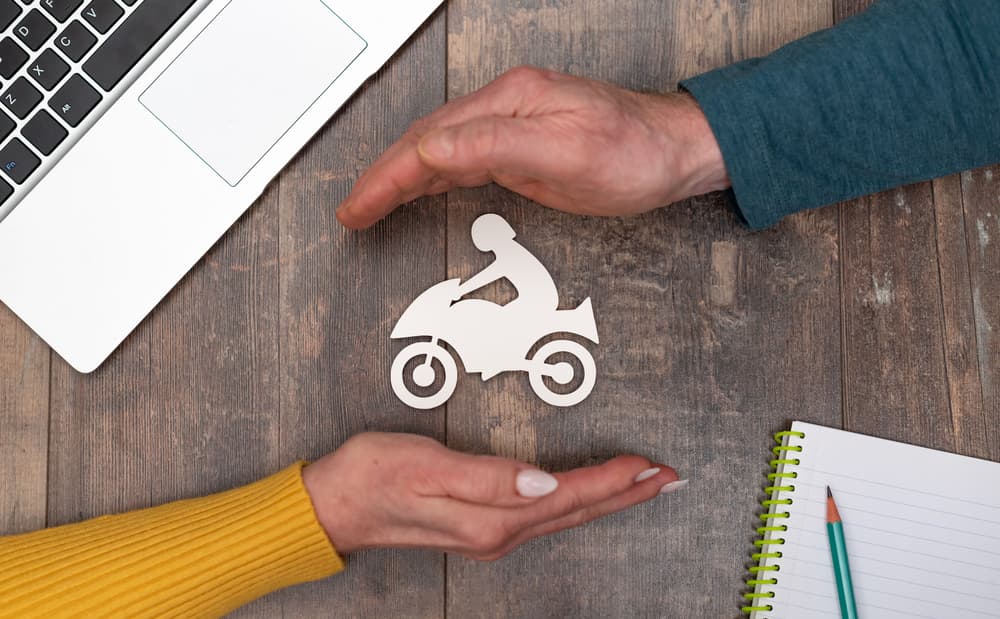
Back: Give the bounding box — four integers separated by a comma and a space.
932, 173, 991, 461
444, 3, 837, 617
954, 165, 1000, 460
47, 324, 152, 526
838, 183, 956, 450
273, 10, 448, 618
835, 0, 958, 453
0, 305, 49, 536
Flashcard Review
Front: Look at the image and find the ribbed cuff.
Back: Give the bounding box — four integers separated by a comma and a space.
0, 463, 344, 618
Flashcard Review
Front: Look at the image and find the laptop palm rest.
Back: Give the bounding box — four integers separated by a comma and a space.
139, 0, 366, 187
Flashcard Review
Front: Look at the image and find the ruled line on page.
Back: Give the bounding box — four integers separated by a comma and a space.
788, 535, 1000, 575
790, 500, 1000, 548
787, 571, 1000, 615
788, 556, 1000, 602
790, 478, 1000, 526
792, 465, 1000, 511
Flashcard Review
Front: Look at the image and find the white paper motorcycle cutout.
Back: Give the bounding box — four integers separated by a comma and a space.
390, 214, 600, 410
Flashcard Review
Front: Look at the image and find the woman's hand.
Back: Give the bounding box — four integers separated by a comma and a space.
302, 432, 685, 561
336, 66, 729, 230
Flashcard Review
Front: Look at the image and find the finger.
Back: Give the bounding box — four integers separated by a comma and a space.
336, 134, 439, 229
336, 67, 559, 229
416, 116, 585, 183
501, 467, 684, 556
512, 456, 678, 528
336, 116, 561, 229
431, 453, 561, 508
417, 66, 559, 130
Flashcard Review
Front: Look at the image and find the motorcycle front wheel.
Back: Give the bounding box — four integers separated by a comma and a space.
390, 342, 459, 410
528, 340, 596, 407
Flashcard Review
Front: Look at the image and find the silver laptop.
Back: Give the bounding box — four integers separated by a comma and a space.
0, 0, 442, 372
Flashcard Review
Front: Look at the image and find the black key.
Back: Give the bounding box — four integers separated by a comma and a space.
27, 49, 69, 91
49, 73, 100, 126
55, 20, 96, 61
0, 0, 21, 31
40, 0, 84, 23
82, 0, 122, 34
0, 176, 12, 205
0, 109, 14, 141
83, 0, 196, 91
22, 109, 66, 154
14, 9, 56, 51
1, 76, 42, 119
0, 36, 27, 79
0, 138, 40, 184
120, 0, 135, 5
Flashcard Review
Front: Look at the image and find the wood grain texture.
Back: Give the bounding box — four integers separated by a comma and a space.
444, 3, 837, 618
0, 304, 48, 536
1, 2, 997, 619
834, 0, 959, 455
838, 182, 956, 450
952, 165, 1000, 460
270, 10, 448, 619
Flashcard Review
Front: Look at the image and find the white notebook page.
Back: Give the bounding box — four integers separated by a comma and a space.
749, 422, 1000, 619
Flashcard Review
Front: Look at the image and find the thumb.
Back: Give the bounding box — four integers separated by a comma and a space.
417, 117, 569, 180
438, 453, 559, 506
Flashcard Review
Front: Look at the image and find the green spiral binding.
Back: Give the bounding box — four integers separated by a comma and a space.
740, 429, 806, 617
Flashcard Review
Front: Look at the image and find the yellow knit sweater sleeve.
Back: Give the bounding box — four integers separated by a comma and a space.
0, 463, 344, 618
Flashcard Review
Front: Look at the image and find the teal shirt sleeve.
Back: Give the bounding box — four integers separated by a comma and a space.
679, 0, 1000, 229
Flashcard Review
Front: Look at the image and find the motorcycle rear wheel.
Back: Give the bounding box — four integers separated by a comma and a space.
528, 340, 596, 407
391, 342, 459, 410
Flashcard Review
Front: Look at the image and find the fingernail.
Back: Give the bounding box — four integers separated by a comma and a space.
516, 470, 559, 497
659, 480, 689, 495
634, 468, 661, 483
420, 130, 455, 160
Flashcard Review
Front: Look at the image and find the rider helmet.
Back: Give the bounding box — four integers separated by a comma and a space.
471, 214, 516, 252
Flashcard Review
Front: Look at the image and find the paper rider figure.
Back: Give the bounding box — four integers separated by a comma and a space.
453, 214, 559, 313
390, 213, 600, 410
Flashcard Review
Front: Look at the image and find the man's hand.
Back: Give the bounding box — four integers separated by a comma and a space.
302, 432, 684, 561
336, 66, 729, 229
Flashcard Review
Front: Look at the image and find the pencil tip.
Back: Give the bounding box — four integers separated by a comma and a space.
827, 486, 832, 498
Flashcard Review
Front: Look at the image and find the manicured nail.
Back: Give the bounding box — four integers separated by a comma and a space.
659, 480, 689, 495
516, 470, 559, 497
420, 130, 455, 160
634, 468, 661, 483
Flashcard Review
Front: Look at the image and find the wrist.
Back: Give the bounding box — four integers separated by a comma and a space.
650, 92, 730, 201
302, 462, 358, 554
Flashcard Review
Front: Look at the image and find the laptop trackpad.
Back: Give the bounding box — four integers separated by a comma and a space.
140, 0, 366, 186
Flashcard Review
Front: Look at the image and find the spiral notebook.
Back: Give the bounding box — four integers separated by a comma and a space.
742, 422, 1000, 619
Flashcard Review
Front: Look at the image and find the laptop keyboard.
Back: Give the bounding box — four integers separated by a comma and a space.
0, 0, 196, 210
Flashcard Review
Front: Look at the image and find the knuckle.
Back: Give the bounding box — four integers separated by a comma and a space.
498, 65, 552, 95
464, 519, 512, 556
560, 487, 587, 515
565, 508, 595, 530
406, 117, 433, 137
475, 548, 510, 562
500, 65, 547, 90
480, 529, 510, 555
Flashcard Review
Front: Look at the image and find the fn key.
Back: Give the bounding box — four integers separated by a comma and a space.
50, 74, 102, 127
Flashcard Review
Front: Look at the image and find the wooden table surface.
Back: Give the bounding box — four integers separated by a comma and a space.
2, 1, 998, 617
